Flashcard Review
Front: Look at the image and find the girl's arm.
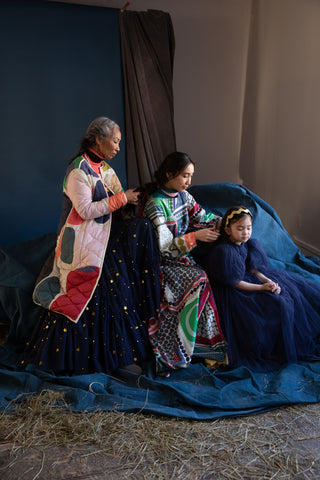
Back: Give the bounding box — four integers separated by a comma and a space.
236, 269, 281, 294
251, 269, 273, 284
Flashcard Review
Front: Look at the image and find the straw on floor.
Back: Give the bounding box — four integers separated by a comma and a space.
0, 389, 320, 479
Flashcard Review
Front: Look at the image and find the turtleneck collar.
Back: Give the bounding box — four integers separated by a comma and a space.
88, 148, 105, 163
161, 185, 179, 197
85, 149, 103, 175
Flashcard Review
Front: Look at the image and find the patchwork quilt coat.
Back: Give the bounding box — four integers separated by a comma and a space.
33, 155, 127, 322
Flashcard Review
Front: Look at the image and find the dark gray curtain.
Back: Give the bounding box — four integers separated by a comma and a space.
120, 10, 176, 187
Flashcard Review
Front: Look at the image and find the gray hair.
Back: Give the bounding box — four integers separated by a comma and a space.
78, 117, 119, 155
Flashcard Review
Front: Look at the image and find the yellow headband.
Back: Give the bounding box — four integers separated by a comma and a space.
225, 208, 252, 227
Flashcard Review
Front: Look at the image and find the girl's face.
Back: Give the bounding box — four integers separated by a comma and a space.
95, 127, 121, 160
164, 163, 194, 192
225, 214, 252, 245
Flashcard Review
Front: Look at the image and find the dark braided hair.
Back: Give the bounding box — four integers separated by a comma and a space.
70, 117, 119, 162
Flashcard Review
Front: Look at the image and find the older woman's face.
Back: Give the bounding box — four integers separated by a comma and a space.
96, 127, 121, 160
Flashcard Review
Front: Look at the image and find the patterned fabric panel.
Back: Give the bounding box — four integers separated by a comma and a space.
33, 157, 124, 323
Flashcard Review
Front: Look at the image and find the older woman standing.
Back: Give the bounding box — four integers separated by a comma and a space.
23, 117, 160, 375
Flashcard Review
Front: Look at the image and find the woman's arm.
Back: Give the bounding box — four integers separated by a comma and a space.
152, 214, 197, 257
145, 194, 220, 257
65, 169, 127, 220
144, 197, 196, 257
186, 191, 222, 230
194, 228, 220, 242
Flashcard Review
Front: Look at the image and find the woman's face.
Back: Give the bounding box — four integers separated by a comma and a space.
95, 127, 121, 160
164, 163, 194, 192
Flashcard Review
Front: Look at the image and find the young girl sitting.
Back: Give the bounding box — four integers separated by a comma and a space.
204, 206, 320, 372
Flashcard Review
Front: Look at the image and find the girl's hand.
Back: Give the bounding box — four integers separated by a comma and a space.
125, 189, 140, 205
273, 283, 281, 295
194, 228, 220, 243
261, 282, 281, 294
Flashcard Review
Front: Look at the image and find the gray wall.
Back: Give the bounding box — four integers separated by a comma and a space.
240, 0, 320, 256
51, 0, 320, 256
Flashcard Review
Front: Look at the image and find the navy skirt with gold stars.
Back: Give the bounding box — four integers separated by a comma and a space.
22, 217, 160, 375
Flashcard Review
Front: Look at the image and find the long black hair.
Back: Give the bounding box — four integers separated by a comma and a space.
137, 151, 195, 216
154, 151, 195, 186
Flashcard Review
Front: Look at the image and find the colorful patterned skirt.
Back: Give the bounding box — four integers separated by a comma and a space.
148, 255, 227, 373
22, 217, 160, 375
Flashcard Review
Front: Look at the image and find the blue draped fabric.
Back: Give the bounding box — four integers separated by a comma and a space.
1, 182, 320, 419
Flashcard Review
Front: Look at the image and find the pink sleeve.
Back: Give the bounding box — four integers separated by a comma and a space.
66, 171, 126, 219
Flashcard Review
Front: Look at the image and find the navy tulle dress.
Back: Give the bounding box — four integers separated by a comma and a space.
22, 215, 160, 375
206, 238, 320, 372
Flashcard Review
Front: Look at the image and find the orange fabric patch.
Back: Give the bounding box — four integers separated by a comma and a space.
68, 207, 85, 225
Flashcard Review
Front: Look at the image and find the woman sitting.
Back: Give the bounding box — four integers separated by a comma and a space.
143, 151, 227, 374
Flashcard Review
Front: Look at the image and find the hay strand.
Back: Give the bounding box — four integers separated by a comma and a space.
0, 390, 320, 479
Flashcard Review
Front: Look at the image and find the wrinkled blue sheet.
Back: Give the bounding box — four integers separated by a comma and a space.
1, 182, 320, 419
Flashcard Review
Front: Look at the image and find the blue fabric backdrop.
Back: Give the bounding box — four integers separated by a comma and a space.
0, 0, 126, 247
1, 182, 320, 419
